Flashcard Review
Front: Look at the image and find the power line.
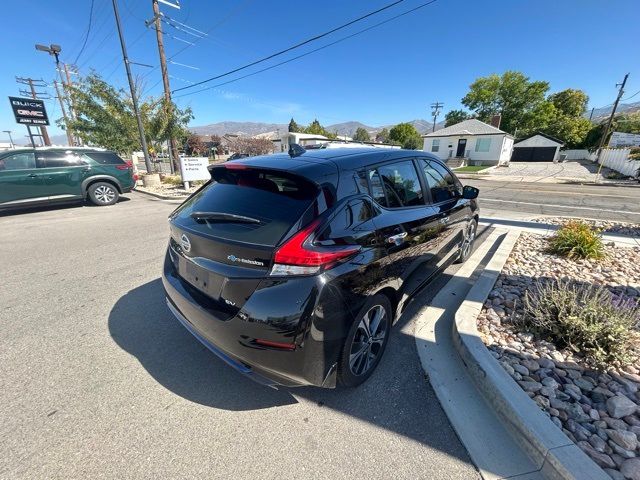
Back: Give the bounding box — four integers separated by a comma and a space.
174, 0, 438, 99
172, 0, 407, 93
73, 0, 96, 64
622, 89, 640, 101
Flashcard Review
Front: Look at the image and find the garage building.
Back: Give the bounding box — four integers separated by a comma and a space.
511, 133, 564, 162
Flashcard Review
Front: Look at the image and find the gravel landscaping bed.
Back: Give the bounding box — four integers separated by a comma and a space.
531, 217, 640, 238
477, 233, 640, 479
136, 184, 197, 197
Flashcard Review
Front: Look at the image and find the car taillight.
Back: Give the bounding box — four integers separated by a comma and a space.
271, 219, 359, 276
115, 164, 129, 170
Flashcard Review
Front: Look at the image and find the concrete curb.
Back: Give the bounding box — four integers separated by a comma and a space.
132, 188, 189, 202
451, 230, 609, 480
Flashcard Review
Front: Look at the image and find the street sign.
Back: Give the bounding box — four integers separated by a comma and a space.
8, 96, 49, 126
179, 157, 210, 182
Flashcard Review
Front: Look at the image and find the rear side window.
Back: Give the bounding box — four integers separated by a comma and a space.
84, 152, 126, 165
39, 151, 87, 168
421, 159, 459, 203
316, 199, 374, 245
369, 160, 424, 208
0, 152, 36, 171
173, 167, 319, 246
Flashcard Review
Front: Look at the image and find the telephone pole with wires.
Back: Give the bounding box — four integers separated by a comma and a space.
53, 80, 73, 146
150, 0, 181, 174
596, 73, 629, 182
430, 102, 443, 132
111, 0, 153, 173
15, 77, 52, 146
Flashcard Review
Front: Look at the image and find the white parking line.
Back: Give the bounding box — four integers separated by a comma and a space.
480, 198, 640, 216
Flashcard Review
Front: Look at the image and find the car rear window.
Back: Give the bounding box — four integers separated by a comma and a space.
84, 152, 126, 165
173, 167, 319, 246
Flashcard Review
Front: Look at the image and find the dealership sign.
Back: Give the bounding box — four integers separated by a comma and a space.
609, 131, 640, 148
8, 96, 50, 126
179, 157, 210, 182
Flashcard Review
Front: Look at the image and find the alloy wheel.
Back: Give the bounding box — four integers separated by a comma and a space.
348, 304, 388, 376
461, 221, 476, 259
94, 185, 116, 204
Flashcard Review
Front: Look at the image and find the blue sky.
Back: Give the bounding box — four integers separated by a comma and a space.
1, 0, 638, 141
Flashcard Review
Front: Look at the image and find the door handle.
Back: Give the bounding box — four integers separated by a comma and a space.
386, 232, 407, 244
27, 173, 38, 178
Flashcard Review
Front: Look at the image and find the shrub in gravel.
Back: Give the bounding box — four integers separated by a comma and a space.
521, 281, 640, 369
547, 220, 604, 260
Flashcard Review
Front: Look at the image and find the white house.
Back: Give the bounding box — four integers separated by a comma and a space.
511, 133, 564, 162
422, 119, 514, 166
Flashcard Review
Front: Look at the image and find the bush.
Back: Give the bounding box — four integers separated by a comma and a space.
629, 147, 640, 160
521, 281, 640, 369
161, 175, 183, 186
547, 220, 604, 260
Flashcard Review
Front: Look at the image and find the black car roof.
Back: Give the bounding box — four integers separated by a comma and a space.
230, 148, 438, 172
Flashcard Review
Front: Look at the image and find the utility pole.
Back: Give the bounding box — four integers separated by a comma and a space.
15, 77, 51, 146
53, 80, 73, 146
588, 107, 595, 121
3, 130, 15, 149
111, 0, 153, 173
430, 102, 444, 132
596, 73, 629, 181
152, 0, 180, 174
35, 43, 75, 146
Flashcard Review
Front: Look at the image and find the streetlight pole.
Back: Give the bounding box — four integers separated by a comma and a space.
3, 130, 15, 149
111, 0, 153, 173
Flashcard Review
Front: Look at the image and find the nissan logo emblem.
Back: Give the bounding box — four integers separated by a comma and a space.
180, 233, 191, 253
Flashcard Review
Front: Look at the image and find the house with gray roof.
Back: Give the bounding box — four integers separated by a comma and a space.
422, 119, 514, 166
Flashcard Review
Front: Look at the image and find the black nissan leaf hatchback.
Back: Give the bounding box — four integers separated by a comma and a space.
162, 147, 479, 388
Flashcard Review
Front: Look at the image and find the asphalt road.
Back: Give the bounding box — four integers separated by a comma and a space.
0, 193, 479, 480
464, 178, 640, 223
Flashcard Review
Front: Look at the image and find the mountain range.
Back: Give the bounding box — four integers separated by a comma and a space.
190, 118, 445, 138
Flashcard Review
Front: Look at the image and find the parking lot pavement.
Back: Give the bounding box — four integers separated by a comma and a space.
0, 192, 479, 480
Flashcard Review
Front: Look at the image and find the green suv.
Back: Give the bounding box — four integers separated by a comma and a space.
0, 148, 136, 210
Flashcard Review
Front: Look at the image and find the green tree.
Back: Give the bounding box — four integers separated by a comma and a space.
288, 117, 302, 133
353, 127, 370, 142
535, 89, 591, 147
185, 134, 205, 155
462, 71, 550, 134
63, 73, 193, 156
304, 119, 336, 138
444, 109, 472, 127
389, 122, 422, 149
548, 89, 588, 117
375, 127, 390, 143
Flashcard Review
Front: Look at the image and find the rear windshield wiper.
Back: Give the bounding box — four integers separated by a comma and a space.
190, 211, 262, 224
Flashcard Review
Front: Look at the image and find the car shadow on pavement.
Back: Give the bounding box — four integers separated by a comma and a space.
108, 267, 473, 466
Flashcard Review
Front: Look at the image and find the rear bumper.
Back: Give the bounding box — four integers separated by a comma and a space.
162, 249, 351, 388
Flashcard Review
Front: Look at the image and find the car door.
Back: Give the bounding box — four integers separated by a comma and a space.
0, 151, 46, 207
419, 158, 469, 267
366, 159, 447, 298
36, 150, 89, 200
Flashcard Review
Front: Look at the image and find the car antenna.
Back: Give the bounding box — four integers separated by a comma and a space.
288, 143, 306, 158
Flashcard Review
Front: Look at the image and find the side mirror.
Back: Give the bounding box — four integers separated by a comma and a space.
462, 185, 479, 200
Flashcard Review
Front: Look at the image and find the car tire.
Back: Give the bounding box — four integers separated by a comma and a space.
455, 218, 477, 264
337, 294, 392, 387
88, 182, 119, 206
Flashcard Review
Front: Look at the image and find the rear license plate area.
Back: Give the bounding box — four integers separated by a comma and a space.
178, 257, 222, 299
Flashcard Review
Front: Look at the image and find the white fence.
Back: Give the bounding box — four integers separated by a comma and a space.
561, 149, 594, 161
598, 148, 638, 177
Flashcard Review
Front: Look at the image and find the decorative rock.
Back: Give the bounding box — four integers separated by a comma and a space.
564, 384, 583, 400
557, 360, 584, 371
624, 416, 640, 427
608, 395, 638, 419
609, 441, 636, 459
574, 377, 596, 392
538, 357, 555, 369
540, 386, 557, 398
607, 429, 638, 451
518, 381, 542, 393
579, 442, 616, 469
534, 395, 550, 409
566, 402, 592, 423
603, 468, 626, 480
605, 417, 631, 430
589, 434, 607, 453
541, 377, 559, 389
521, 359, 540, 372
551, 416, 562, 429
621, 458, 640, 480
513, 364, 529, 376
590, 409, 601, 421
